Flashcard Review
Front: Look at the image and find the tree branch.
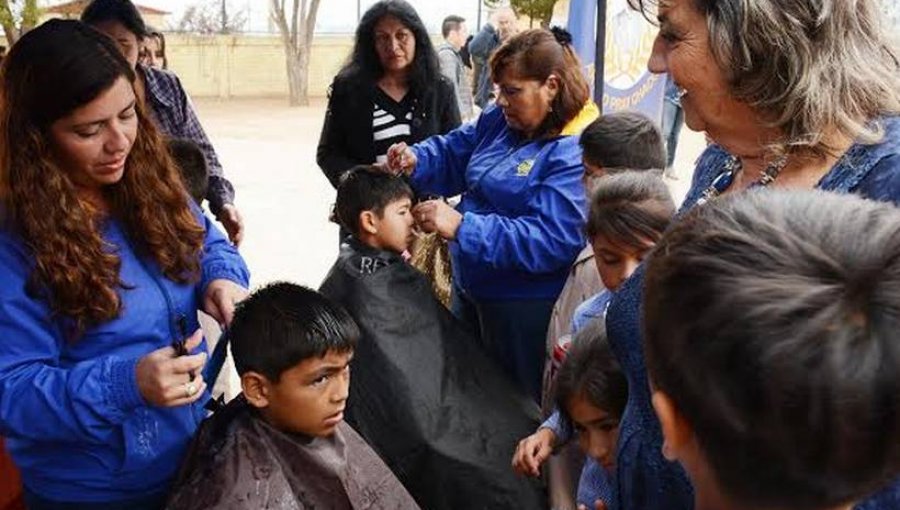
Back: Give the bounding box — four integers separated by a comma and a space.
304, 0, 321, 47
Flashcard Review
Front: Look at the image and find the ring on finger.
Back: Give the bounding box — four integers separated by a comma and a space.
183, 382, 198, 398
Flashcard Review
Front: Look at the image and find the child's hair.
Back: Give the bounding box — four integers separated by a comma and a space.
644, 189, 900, 510
555, 318, 627, 421
334, 166, 414, 236
230, 282, 360, 383
167, 139, 208, 205
579, 111, 666, 171
585, 171, 675, 249
81, 0, 150, 39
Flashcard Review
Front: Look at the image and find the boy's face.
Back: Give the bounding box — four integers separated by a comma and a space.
592, 234, 654, 291
254, 349, 353, 438
370, 197, 415, 253
568, 392, 620, 471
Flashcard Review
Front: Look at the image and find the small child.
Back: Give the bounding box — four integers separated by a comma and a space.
579, 110, 668, 182
320, 167, 546, 509
333, 166, 415, 256
167, 138, 209, 205
166, 282, 420, 509
574, 170, 675, 329
554, 319, 627, 510
644, 190, 900, 510
516, 171, 676, 508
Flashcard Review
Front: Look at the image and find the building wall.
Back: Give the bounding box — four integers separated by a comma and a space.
167, 33, 354, 99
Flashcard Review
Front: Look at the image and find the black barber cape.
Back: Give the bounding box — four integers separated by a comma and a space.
166, 395, 420, 510
319, 239, 547, 510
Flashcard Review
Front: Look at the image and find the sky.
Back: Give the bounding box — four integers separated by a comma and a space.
120, 0, 492, 34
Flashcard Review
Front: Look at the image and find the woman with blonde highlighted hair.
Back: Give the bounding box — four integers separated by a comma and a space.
602, 0, 900, 509
0, 20, 248, 508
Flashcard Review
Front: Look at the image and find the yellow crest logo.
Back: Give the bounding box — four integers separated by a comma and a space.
516, 159, 535, 177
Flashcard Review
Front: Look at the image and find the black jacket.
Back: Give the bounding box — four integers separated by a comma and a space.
316, 73, 461, 188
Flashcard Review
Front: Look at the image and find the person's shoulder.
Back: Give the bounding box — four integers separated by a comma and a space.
436, 75, 456, 95
828, 115, 900, 203
857, 152, 900, 205
471, 103, 508, 135
679, 144, 732, 211
142, 64, 184, 89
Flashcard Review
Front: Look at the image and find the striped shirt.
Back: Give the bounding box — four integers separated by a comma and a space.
373, 88, 414, 165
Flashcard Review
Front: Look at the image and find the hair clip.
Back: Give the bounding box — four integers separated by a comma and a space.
550, 26, 573, 46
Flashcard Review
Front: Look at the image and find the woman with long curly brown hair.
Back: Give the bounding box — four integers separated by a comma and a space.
0, 20, 249, 509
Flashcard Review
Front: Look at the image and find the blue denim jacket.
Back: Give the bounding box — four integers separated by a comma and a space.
606, 115, 900, 510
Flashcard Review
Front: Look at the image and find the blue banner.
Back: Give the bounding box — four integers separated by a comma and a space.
566, 0, 597, 90
567, 0, 667, 125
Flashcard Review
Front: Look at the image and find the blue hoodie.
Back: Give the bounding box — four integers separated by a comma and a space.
0, 209, 249, 502
410, 103, 598, 301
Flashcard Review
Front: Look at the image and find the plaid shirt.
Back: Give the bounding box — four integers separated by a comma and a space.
141, 64, 235, 215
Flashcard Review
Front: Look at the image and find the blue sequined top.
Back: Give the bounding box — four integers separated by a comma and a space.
605, 115, 900, 510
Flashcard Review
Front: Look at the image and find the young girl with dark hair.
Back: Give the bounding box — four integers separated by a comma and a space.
554, 320, 628, 510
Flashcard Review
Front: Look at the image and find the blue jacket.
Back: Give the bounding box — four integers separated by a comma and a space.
410, 104, 598, 302
0, 209, 249, 502
606, 115, 900, 510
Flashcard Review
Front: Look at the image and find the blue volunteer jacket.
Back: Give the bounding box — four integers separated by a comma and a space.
410, 103, 599, 301
0, 208, 249, 502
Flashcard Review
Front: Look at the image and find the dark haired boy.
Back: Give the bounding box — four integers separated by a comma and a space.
167, 138, 209, 205
644, 190, 900, 510
319, 166, 546, 509
166, 282, 419, 509
334, 166, 416, 257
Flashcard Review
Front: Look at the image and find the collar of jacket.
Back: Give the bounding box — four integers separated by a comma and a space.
561, 101, 600, 136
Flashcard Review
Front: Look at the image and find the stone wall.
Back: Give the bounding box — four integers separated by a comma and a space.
166, 33, 354, 99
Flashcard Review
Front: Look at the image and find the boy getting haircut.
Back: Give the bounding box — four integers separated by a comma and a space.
167, 138, 209, 205
579, 111, 666, 172
644, 190, 900, 510
167, 282, 420, 510
321, 177, 547, 506
335, 166, 414, 237
230, 281, 357, 384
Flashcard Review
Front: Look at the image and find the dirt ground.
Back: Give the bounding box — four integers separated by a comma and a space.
193, 97, 707, 291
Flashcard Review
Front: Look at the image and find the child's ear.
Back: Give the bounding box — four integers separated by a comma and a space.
359, 210, 379, 235
651, 390, 693, 462
241, 371, 271, 409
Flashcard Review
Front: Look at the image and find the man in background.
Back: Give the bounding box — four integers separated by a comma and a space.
470, 6, 518, 108
438, 15, 475, 121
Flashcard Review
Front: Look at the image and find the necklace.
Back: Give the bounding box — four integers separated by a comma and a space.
697, 154, 789, 205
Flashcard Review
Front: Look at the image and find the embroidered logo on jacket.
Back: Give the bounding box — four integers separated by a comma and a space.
516, 159, 535, 177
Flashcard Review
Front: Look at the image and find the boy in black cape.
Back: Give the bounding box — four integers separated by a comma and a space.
166, 283, 419, 510
319, 167, 547, 510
